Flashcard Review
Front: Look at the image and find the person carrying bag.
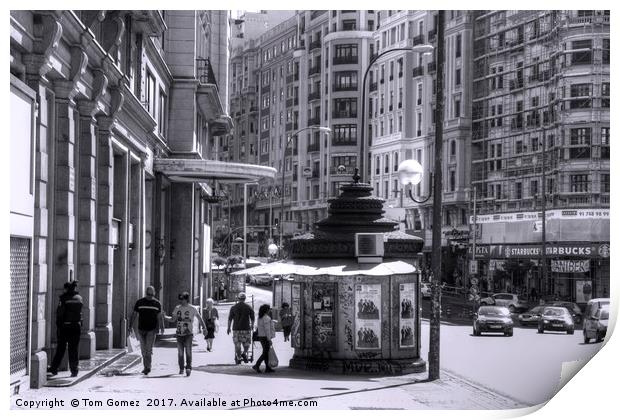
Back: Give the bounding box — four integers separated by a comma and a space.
252, 304, 276, 373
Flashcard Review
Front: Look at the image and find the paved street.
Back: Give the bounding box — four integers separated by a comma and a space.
11, 286, 605, 410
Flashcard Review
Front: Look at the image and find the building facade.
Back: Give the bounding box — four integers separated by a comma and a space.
9, 9, 276, 393
470, 10, 610, 301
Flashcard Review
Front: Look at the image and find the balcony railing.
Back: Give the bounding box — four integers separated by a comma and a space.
309, 39, 322, 51
412, 66, 424, 77
428, 29, 437, 41
332, 110, 357, 119
308, 90, 321, 101
333, 84, 358, 92
308, 115, 321, 126
427, 61, 436, 73
308, 64, 321, 76
331, 138, 357, 147
196, 57, 218, 89
413, 34, 425, 46
333, 56, 358, 65
307, 143, 321, 153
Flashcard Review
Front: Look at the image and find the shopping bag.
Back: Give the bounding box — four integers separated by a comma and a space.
214, 319, 220, 333
127, 329, 140, 354
268, 346, 279, 368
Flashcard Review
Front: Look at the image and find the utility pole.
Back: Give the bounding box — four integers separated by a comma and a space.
428, 9, 445, 381
540, 109, 549, 300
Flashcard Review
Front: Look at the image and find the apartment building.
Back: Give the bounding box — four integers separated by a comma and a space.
369, 10, 474, 282
9, 9, 277, 392
470, 10, 610, 301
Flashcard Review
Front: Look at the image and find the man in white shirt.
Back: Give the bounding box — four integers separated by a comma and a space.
168, 292, 207, 376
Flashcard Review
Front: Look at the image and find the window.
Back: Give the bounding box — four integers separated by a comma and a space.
158, 89, 167, 136
450, 140, 456, 156
515, 140, 524, 154
601, 174, 610, 193
342, 20, 357, 31
332, 124, 357, 145
334, 44, 358, 64
570, 128, 591, 145
332, 155, 357, 171
394, 152, 399, 171
570, 174, 589, 192
454, 99, 461, 118
531, 137, 539, 152
530, 180, 538, 196
416, 112, 422, 136
456, 34, 462, 58
601, 127, 610, 145
449, 170, 456, 191
375, 156, 380, 175
603, 39, 610, 64
515, 182, 522, 199
417, 83, 423, 105
332, 98, 357, 118
145, 72, 156, 115
334, 71, 358, 90
571, 40, 592, 65
602, 83, 610, 107
384, 180, 389, 199
455, 68, 461, 86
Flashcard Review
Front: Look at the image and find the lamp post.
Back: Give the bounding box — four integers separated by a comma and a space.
396, 10, 445, 381
360, 44, 434, 183
243, 181, 259, 262
279, 126, 331, 259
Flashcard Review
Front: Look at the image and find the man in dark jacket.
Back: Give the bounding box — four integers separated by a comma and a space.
227, 292, 255, 364
48, 281, 83, 377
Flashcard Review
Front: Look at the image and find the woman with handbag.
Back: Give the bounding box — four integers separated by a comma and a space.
203, 298, 219, 352
252, 304, 276, 373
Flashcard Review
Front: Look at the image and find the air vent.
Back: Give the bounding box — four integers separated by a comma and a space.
355, 233, 384, 263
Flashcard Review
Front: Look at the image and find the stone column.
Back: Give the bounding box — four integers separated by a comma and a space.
94, 116, 114, 349
76, 100, 99, 358
126, 158, 144, 315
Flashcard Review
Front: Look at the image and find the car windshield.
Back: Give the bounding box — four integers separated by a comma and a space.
544, 308, 566, 316
479, 307, 510, 316
599, 309, 609, 320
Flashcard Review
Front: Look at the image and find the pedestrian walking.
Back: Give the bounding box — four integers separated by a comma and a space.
218, 280, 226, 301
48, 280, 83, 377
252, 304, 276, 374
279, 302, 293, 342
127, 286, 164, 375
167, 292, 207, 376
203, 298, 219, 352
227, 292, 255, 364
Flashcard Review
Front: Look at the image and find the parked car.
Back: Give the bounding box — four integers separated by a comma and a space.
538, 306, 574, 334
547, 301, 583, 324
249, 274, 272, 286
479, 293, 529, 313
583, 300, 610, 343
518, 305, 546, 326
473, 306, 514, 336
421, 282, 431, 299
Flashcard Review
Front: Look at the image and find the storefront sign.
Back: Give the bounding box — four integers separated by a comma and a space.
551, 260, 590, 273
355, 284, 382, 350
470, 209, 609, 224
470, 243, 610, 259
398, 283, 416, 348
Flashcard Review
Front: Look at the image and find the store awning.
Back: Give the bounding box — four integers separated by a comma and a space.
154, 158, 277, 184
232, 258, 417, 277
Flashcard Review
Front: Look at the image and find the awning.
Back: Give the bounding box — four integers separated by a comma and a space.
232, 258, 417, 277
154, 158, 277, 184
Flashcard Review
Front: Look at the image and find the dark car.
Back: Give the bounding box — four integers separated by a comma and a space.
538, 306, 575, 335
583, 306, 609, 343
518, 306, 546, 326
548, 301, 583, 324
473, 306, 514, 337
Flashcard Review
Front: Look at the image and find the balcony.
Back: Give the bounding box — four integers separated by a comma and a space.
428, 28, 437, 41
307, 142, 321, 153
309, 39, 322, 51
196, 58, 218, 88
427, 61, 436, 73
333, 56, 359, 65
331, 137, 357, 147
333, 84, 358, 92
308, 64, 321, 76
308, 90, 321, 101
412, 66, 424, 77
509, 79, 524, 91
332, 110, 357, 119
413, 34, 425, 46
369, 82, 377, 92
308, 115, 321, 126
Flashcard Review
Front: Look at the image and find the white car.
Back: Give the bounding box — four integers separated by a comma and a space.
420, 282, 431, 299
249, 274, 272, 286
479, 293, 529, 313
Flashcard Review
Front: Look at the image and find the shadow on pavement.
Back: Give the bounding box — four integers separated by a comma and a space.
192, 364, 382, 383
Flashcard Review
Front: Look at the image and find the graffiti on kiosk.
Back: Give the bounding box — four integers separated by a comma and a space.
342, 360, 403, 375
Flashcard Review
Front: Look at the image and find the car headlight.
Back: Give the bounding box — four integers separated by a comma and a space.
543, 320, 549, 323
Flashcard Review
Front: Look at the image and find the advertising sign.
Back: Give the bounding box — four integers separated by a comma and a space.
312, 282, 337, 350
575, 280, 593, 304
399, 283, 416, 348
291, 284, 301, 348
551, 259, 590, 273
355, 284, 381, 350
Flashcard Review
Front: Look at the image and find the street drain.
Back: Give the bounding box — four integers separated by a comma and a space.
320, 387, 350, 391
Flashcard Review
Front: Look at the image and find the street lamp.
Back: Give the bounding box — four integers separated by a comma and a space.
395, 11, 445, 381
279, 126, 331, 259
360, 44, 434, 183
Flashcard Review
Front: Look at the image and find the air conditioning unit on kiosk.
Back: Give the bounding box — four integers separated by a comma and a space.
355, 233, 384, 264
